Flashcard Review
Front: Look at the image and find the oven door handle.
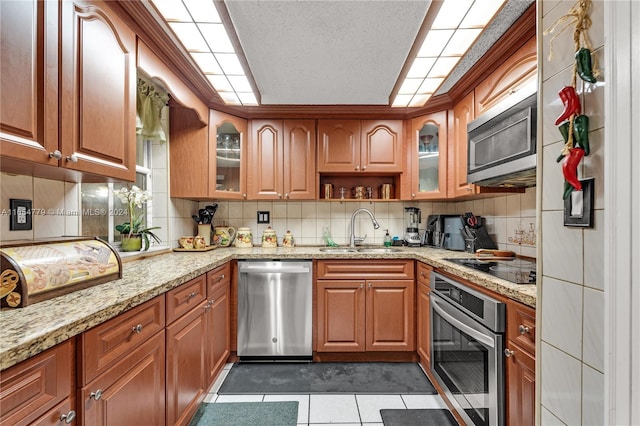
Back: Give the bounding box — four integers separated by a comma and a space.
431, 296, 496, 348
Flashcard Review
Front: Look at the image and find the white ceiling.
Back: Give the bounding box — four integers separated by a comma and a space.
224, 1, 431, 105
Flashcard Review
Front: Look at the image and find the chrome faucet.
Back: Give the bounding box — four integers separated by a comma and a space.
349, 208, 381, 247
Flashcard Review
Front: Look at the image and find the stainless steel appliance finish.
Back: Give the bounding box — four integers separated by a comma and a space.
445, 257, 537, 284
467, 80, 537, 188
237, 260, 312, 358
403, 207, 422, 246
430, 271, 506, 426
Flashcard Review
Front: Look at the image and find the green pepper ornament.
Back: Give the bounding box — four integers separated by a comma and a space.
575, 48, 597, 83
556, 121, 572, 162
573, 115, 590, 155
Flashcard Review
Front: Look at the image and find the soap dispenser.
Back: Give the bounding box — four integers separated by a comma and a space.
383, 229, 392, 247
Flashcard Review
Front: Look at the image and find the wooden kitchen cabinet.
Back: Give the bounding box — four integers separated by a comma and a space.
406, 111, 448, 200
59, 0, 137, 181
0, 0, 59, 170
80, 331, 166, 426
416, 262, 433, 369
206, 264, 231, 385
448, 91, 476, 198
474, 37, 537, 118
77, 296, 166, 426
165, 274, 209, 426
505, 300, 536, 426
317, 120, 403, 173
248, 119, 316, 200
316, 260, 414, 352
209, 110, 248, 200
0, 340, 74, 426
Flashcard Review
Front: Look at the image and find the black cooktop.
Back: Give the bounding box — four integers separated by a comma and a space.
444, 258, 537, 284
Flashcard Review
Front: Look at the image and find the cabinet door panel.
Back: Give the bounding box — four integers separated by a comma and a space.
317, 280, 365, 352
284, 119, 316, 199
60, 0, 136, 181
0, 0, 58, 166
408, 112, 448, 200
80, 331, 165, 426
366, 280, 414, 351
209, 110, 247, 199
506, 343, 535, 426
0, 341, 73, 426
417, 281, 431, 366
249, 120, 283, 199
166, 305, 207, 426
317, 120, 360, 172
361, 120, 403, 172
448, 91, 476, 197
207, 281, 230, 385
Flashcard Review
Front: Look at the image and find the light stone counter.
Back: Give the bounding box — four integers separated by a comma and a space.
0, 246, 535, 371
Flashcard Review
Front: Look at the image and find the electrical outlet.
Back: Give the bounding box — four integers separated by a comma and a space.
9, 199, 33, 231
257, 211, 270, 224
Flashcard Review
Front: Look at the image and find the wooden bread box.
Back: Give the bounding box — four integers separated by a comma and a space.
0, 237, 122, 309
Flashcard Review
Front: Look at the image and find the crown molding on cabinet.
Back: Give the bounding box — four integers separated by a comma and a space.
111, 1, 534, 120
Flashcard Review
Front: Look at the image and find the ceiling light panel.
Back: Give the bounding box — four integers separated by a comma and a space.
393, 0, 507, 107
151, 0, 257, 106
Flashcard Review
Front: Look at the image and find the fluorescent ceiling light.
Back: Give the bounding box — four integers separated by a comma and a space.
152, 0, 257, 106
393, 0, 507, 107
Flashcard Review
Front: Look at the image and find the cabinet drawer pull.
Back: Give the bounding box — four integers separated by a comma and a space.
203, 301, 212, 310
132, 324, 143, 334
65, 153, 78, 163
48, 150, 62, 160
89, 389, 103, 400
504, 348, 515, 358
368, 283, 372, 289
217, 274, 225, 282
355, 165, 360, 171
362, 166, 366, 171
420, 271, 427, 278
360, 283, 364, 289
60, 410, 76, 424
518, 324, 531, 335
186, 291, 197, 300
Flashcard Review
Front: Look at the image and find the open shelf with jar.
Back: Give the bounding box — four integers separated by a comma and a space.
318, 175, 400, 201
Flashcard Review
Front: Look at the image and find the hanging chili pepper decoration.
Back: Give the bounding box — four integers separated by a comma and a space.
572, 114, 590, 155
555, 86, 581, 125
575, 48, 597, 83
562, 147, 585, 191
556, 121, 572, 162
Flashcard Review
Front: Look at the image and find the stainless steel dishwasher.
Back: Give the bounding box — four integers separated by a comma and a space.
237, 260, 312, 358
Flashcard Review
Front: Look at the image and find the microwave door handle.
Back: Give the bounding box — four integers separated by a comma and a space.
431, 296, 495, 348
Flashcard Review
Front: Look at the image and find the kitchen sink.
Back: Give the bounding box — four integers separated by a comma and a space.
318, 248, 358, 253
356, 247, 403, 253
318, 247, 403, 253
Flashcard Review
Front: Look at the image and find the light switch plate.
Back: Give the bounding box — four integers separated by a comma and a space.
257, 211, 270, 224
564, 178, 594, 228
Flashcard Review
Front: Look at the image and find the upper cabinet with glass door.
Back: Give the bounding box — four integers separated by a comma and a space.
209, 110, 247, 200
407, 111, 448, 200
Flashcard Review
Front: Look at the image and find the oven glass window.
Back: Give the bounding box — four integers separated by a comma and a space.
432, 305, 492, 425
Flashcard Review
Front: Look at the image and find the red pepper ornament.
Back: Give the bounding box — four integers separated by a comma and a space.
555, 86, 581, 125
562, 147, 585, 191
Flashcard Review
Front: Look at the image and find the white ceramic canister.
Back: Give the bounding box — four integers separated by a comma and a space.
261, 227, 278, 248
235, 227, 253, 247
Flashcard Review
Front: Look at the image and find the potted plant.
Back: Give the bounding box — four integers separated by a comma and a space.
113, 185, 161, 251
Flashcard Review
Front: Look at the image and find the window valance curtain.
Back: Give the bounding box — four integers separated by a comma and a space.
136, 79, 168, 143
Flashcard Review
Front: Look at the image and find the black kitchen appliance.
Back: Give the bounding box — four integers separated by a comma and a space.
425, 214, 496, 251
445, 257, 537, 284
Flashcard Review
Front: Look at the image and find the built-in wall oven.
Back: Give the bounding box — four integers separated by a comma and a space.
430, 271, 506, 426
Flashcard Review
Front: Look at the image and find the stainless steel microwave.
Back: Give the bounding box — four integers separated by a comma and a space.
467, 82, 537, 188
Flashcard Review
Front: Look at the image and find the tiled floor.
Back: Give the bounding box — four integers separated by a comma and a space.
203, 363, 450, 425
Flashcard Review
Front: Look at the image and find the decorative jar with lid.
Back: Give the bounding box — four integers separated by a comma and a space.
261, 227, 277, 248
235, 227, 253, 247
282, 230, 295, 248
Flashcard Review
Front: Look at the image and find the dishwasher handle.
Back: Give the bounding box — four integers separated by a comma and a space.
238, 262, 311, 274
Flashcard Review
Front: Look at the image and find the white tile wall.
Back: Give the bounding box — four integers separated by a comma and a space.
541, 0, 605, 423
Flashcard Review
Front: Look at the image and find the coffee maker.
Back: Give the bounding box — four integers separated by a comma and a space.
403, 207, 422, 246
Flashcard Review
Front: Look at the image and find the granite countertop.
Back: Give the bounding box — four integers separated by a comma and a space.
0, 246, 535, 371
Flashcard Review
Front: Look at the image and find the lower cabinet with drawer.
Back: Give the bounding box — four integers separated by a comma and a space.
206, 263, 231, 385
0, 340, 75, 426
77, 296, 166, 426
505, 299, 536, 426
316, 260, 415, 352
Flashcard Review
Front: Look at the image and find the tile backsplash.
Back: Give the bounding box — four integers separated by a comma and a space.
2, 171, 535, 257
